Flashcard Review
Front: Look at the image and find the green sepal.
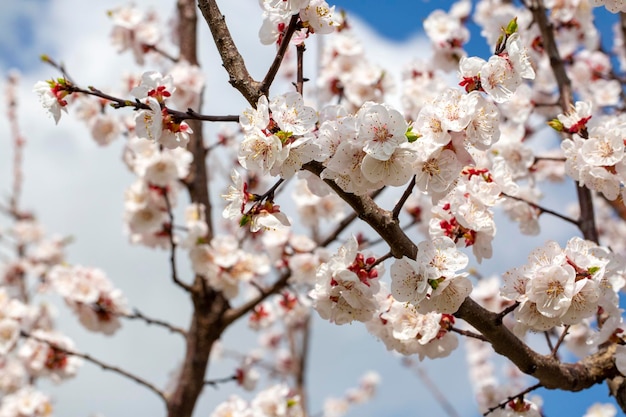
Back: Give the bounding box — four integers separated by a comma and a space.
276, 130, 293, 143
239, 214, 251, 228
406, 126, 421, 143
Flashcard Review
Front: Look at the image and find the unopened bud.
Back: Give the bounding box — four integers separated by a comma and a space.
547, 118, 564, 132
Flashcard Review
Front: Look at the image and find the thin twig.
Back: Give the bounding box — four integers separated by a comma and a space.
544, 331, 555, 353
204, 375, 237, 387
496, 302, 519, 323
80, 86, 239, 123
501, 192, 578, 226
295, 43, 306, 95
317, 187, 386, 248
144, 44, 179, 63
223, 271, 291, 325
392, 176, 416, 220
40, 55, 76, 84
368, 251, 392, 270
483, 383, 543, 416
20, 330, 166, 402
260, 14, 301, 97
551, 325, 570, 358
296, 315, 311, 416
162, 189, 192, 292
122, 308, 187, 336
450, 327, 489, 342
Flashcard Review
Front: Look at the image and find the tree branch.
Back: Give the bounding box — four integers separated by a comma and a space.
528, 0, 598, 243
122, 308, 187, 336
20, 330, 166, 402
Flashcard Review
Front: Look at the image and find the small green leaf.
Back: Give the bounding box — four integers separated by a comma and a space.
505, 17, 518, 36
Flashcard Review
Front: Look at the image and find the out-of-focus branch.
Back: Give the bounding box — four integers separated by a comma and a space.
528, 0, 598, 243
20, 330, 166, 402
6, 72, 25, 217
223, 270, 291, 325
500, 192, 578, 226
296, 316, 311, 417
122, 308, 187, 336
402, 358, 460, 417
162, 190, 192, 292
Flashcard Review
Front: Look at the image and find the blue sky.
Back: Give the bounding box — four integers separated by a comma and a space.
0, 1, 623, 417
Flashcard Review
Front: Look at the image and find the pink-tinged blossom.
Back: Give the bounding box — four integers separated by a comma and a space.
357, 102, 408, 161
109, 5, 161, 65
250, 204, 291, 233
222, 169, 251, 220
238, 129, 288, 175
490, 398, 542, 417
258, 8, 291, 46
0, 319, 20, 355
526, 264, 576, 318
33, 79, 70, 124
131, 71, 175, 103
365, 288, 459, 359
209, 395, 250, 417
134, 97, 163, 142
19, 330, 82, 382
0, 386, 53, 417
168, 60, 205, 110
300, 0, 341, 35
240, 95, 270, 133
390, 257, 429, 305
465, 93, 501, 150
49, 265, 129, 335
270, 92, 317, 135
310, 236, 382, 324
89, 113, 121, 146
557, 101, 593, 134
360, 148, 416, 187
414, 148, 462, 195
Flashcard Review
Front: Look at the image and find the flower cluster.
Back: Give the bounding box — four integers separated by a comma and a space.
259, 0, 341, 46
108, 4, 161, 65
48, 265, 130, 335
18, 330, 82, 383
502, 237, 626, 332
32, 78, 72, 125
309, 236, 383, 324
365, 288, 459, 360
559, 103, 626, 201
389, 236, 470, 314
189, 234, 271, 299
132, 71, 193, 149
210, 383, 304, 417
